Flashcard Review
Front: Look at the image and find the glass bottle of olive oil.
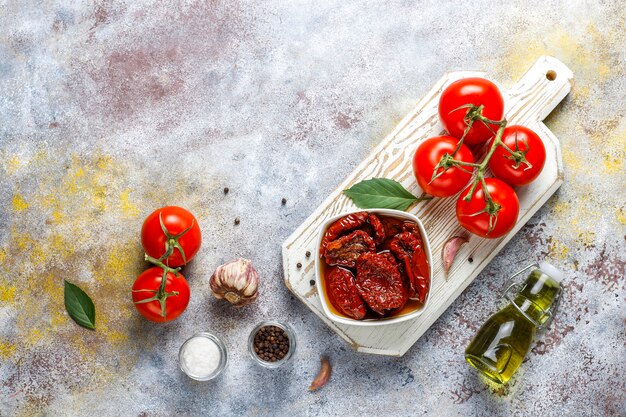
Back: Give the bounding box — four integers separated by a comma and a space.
465, 262, 562, 384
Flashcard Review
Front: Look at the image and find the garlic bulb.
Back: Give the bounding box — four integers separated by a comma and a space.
209, 258, 259, 307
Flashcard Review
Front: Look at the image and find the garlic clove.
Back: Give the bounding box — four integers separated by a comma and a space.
210, 258, 259, 307
309, 357, 332, 391
442, 236, 469, 276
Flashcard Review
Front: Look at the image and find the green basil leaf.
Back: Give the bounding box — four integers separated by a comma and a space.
64, 281, 96, 330
344, 178, 429, 211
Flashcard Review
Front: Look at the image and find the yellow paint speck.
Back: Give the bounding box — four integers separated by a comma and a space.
617, 208, 626, 225
26, 328, 44, 347
119, 189, 139, 218
106, 330, 128, 345
562, 148, 585, 173
29, 149, 48, 165
96, 155, 113, 170
52, 209, 64, 223
12, 194, 29, 211
0, 341, 16, 359
548, 238, 569, 261
12, 229, 34, 251
551, 200, 569, 215
602, 154, 623, 174
7, 156, 20, 175
577, 231, 596, 249
0, 285, 16, 302
50, 234, 74, 258
29, 245, 47, 265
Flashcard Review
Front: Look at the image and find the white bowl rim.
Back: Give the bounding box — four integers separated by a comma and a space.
315, 208, 433, 327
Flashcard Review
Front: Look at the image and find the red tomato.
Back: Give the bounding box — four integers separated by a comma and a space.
488, 125, 546, 186
141, 206, 202, 267
456, 178, 519, 238
438, 78, 504, 145
132, 267, 190, 322
413, 136, 475, 197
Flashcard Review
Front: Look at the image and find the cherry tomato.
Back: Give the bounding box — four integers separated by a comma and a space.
132, 267, 190, 322
413, 136, 475, 197
488, 125, 546, 186
438, 78, 504, 145
456, 178, 519, 238
141, 206, 202, 267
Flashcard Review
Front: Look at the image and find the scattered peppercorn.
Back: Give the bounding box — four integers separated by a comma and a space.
309, 280, 315, 286
297, 262, 302, 269
224, 187, 229, 194
253, 325, 289, 362
234, 217, 240, 225
305, 251, 311, 258
468, 257, 473, 263
281, 198, 287, 205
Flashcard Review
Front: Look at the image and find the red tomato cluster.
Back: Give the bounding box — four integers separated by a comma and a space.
132, 206, 202, 322
412, 78, 546, 238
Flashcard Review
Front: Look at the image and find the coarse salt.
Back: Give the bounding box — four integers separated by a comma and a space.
180, 336, 222, 378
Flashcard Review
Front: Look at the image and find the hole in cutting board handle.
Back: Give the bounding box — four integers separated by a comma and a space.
546, 70, 557, 81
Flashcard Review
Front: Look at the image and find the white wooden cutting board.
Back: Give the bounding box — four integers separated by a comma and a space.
282, 56, 573, 356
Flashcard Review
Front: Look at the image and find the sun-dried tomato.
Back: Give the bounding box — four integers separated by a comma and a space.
323, 230, 375, 268
377, 217, 405, 251
394, 259, 414, 299
402, 222, 424, 243
320, 212, 369, 256
390, 232, 429, 302
381, 217, 405, 237
367, 213, 385, 245
355, 252, 407, 315
390, 232, 419, 298
390, 232, 419, 262
326, 267, 367, 320
411, 248, 430, 303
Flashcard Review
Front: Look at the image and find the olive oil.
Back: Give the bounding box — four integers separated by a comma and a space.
465, 263, 562, 384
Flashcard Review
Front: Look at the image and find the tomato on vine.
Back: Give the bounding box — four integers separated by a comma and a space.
132, 263, 190, 322
488, 125, 546, 186
141, 206, 202, 267
438, 78, 504, 145
413, 136, 475, 197
456, 178, 519, 239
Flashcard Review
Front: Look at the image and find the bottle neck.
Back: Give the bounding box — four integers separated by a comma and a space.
508, 269, 561, 327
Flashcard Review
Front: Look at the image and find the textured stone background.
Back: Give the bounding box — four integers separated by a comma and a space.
0, 1, 624, 416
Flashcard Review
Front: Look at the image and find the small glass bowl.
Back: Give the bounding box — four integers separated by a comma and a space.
179, 332, 228, 381
248, 321, 296, 368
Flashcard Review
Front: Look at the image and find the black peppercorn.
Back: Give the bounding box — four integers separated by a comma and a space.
305, 251, 311, 258
234, 217, 240, 225
281, 198, 287, 205
297, 262, 302, 269
253, 325, 290, 363
224, 187, 229, 194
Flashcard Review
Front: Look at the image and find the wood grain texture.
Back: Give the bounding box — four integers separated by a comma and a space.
282, 56, 573, 356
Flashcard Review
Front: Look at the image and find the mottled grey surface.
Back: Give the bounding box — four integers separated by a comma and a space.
0, 1, 624, 416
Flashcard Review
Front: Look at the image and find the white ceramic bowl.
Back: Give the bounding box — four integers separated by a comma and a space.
315, 208, 433, 327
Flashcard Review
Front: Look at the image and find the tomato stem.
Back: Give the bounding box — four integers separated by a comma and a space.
145, 254, 181, 276
455, 115, 509, 235
133, 258, 183, 318
158, 212, 194, 265
437, 102, 534, 235
501, 132, 533, 170
438, 96, 532, 233
448, 104, 485, 156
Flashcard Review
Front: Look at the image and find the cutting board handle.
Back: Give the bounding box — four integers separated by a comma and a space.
508, 56, 573, 124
